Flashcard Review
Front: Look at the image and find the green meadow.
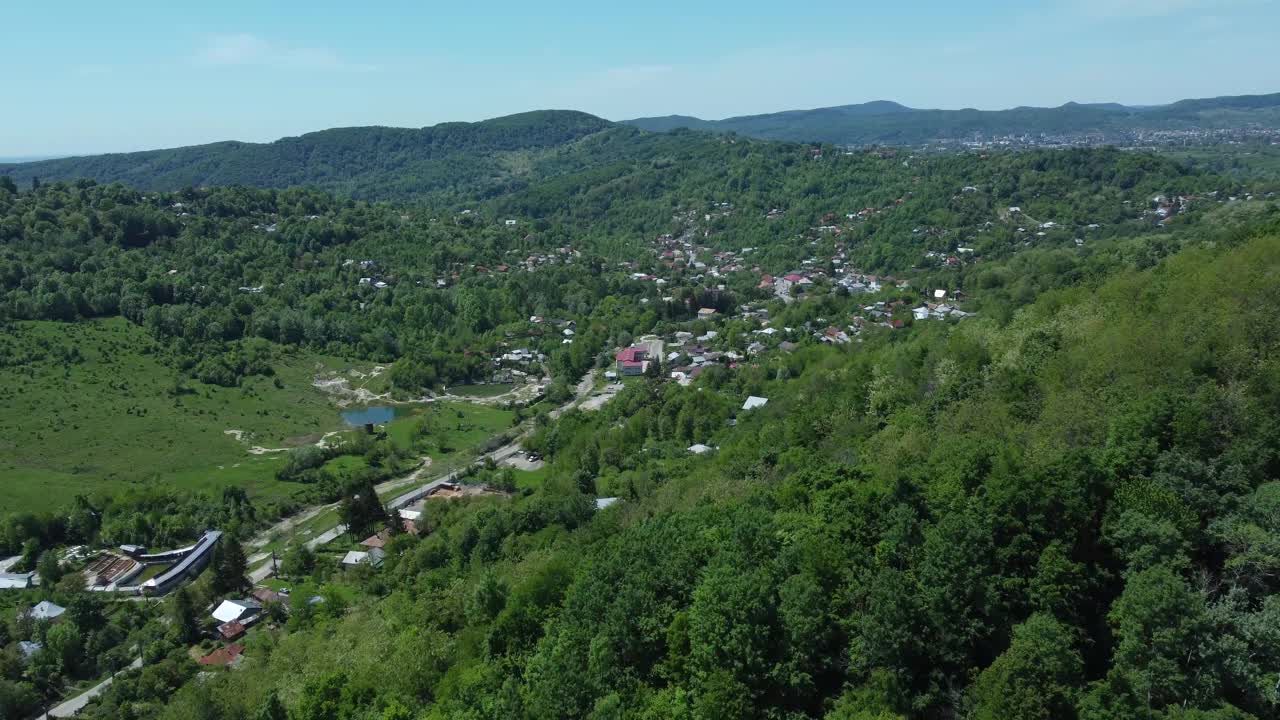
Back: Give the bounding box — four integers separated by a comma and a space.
0, 319, 353, 512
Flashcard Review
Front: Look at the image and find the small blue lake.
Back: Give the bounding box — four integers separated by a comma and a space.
340, 406, 399, 426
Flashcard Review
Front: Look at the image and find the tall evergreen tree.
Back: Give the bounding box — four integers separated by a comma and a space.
170, 588, 199, 644
37, 551, 63, 587
217, 535, 249, 595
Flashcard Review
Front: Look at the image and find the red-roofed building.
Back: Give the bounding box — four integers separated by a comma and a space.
252, 587, 283, 605
783, 274, 805, 283
615, 346, 649, 376
218, 621, 246, 641
199, 644, 244, 667
361, 529, 392, 550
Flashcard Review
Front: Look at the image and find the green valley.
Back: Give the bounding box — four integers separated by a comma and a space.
2, 112, 1280, 720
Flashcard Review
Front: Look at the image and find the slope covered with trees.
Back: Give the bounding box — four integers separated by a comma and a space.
74, 209, 1280, 720
0, 111, 614, 201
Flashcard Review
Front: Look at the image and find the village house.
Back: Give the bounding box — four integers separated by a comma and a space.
361, 529, 392, 550
212, 598, 261, 625
218, 620, 246, 641
24, 601, 66, 624
341, 548, 385, 568
198, 644, 245, 668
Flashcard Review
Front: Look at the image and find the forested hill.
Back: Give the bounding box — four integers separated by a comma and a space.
0, 110, 615, 201
624, 92, 1280, 144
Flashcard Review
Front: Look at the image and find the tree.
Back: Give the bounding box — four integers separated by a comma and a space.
1103, 564, 1210, 712
37, 550, 63, 587
19, 539, 40, 572
687, 561, 777, 691
67, 495, 100, 543
295, 671, 348, 720
280, 544, 316, 579
254, 690, 288, 720
213, 535, 248, 595
45, 623, 83, 675
969, 614, 1083, 720
340, 477, 388, 540
170, 588, 199, 644
0, 679, 39, 719
694, 671, 753, 720
467, 570, 508, 624
67, 594, 105, 632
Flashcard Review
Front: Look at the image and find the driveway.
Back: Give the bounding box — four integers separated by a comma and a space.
38, 656, 142, 718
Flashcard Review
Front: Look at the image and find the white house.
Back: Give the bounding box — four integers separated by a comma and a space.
211, 599, 261, 624
688, 444, 713, 455
595, 497, 620, 510
27, 601, 66, 623
341, 548, 385, 568
742, 396, 769, 411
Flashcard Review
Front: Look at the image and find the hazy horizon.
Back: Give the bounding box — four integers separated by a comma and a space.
6, 0, 1280, 156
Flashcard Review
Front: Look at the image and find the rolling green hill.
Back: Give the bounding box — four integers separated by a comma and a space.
5, 94, 1278, 207
624, 92, 1280, 144
0, 110, 615, 201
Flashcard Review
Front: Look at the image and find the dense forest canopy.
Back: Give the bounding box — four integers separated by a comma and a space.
2, 124, 1280, 720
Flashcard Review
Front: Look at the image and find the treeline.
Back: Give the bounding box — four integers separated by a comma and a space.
0, 487, 256, 559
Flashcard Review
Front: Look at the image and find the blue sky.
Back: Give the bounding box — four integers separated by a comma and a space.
4, 0, 1277, 155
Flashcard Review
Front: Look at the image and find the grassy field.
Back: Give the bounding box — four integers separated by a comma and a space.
513, 466, 550, 491
0, 319, 362, 512
135, 562, 171, 583
447, 383, 514, 398
384, 401, 514, 456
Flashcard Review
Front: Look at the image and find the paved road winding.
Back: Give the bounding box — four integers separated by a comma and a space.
38, 656, 142, 718
246, 371, 600, 583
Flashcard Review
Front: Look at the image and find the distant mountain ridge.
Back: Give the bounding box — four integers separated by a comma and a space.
623, 93, 1280, 144
4, 93, 1279, 202
0, 110, 615, 201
